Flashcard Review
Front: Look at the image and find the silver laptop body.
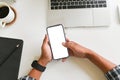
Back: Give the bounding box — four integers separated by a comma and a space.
47, 0, 110, 27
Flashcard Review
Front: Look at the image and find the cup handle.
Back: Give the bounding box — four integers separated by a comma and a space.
0, 21, 6, 28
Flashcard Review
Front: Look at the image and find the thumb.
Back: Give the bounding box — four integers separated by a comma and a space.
62, 42, 67, 47
43, 34, 49, 43
62, 41, 75, 49
62, 42, 71, 48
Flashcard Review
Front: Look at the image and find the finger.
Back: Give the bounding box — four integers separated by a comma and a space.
66, 41, 75, 49
62, 42, 65, 46
62, 42, 72, 48
45, 34, 49, 42
62, 41, 73, 49
68, 49, 74, 56
43, 35, 46, 42
62, 58, 67, 62
66, 38, 70, 42
43, 34, 49, 43
45, 35, 51, 45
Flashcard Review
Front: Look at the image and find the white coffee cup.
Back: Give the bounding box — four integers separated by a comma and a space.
0, 2, 15, 28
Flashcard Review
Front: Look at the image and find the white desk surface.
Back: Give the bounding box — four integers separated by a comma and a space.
0, 0, 120, 80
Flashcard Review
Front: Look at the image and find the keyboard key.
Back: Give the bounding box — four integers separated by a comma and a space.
59, 6, 62, 9
63, 6, 66, 9
51, 7, 54, 9
55, 6, 58, 9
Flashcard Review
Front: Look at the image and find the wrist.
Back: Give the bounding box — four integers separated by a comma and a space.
38, 58, 48, 67
86, 50, 96, 59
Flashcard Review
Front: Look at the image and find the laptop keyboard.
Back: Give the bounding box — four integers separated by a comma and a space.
51, 0, 107, 10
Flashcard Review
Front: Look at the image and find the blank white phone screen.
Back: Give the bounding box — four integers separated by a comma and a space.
47, 25, 68, 59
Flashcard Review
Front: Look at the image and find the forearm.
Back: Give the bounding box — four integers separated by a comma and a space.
86, 51, 116, 73
28, 69, 41, 80
28, 59, 48, 80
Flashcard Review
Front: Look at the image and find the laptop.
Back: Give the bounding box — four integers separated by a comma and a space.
47, 0, 110, 27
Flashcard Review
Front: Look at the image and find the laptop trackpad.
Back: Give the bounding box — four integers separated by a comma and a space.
64, 9, 93, 27
93, 8, 110, 26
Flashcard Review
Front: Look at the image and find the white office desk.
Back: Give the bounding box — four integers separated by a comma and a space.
0, 0, 120, 80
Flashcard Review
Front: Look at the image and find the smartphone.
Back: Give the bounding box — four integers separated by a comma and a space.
46, 24, 69, 59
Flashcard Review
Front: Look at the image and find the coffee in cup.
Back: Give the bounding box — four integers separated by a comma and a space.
0, 2, 15, 28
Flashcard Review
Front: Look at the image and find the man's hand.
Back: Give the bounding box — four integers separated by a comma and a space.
63, 39, 116, 73
62, 39, 92, 58
38, 35, 52, 66
29, 35, 52, 80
